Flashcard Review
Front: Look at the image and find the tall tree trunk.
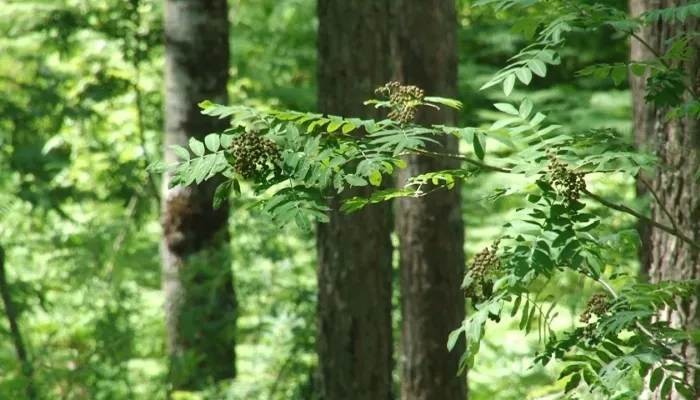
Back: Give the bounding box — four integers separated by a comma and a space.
394, 1, 467, 399
629, 0, 659, 277
315, 1, 396, 400
161, 0, 237, 391
630, 2, 700, 399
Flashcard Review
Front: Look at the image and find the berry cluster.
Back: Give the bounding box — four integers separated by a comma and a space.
546, 151, 586, 207
579, 292, 609, 324
375, 81, 425, 124
229, 131, 281, 180
463, 240, 501, 304
470, 239, 501, 279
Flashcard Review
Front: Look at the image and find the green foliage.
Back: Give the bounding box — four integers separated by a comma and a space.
3, 0, 697, 398
149, 0, 700, 398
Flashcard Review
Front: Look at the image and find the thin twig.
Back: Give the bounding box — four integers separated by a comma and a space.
640, 177, 680, 234
408, 148, 512, 173
628, 31, 671, 70
582, 188, 700, 251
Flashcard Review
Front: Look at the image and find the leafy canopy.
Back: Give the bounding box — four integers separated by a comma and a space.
149, 0, 700, 399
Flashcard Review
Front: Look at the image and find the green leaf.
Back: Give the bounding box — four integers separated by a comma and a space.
515, 67, 533, 85
519, 300, 530, 330
564, 372, 581, 393
146, 161, 169, 174
674, 381, 694, 399
527, 59, 547, 77
345, 175, 368, 186
342, 123, 356, 134
511, 296, 522, 317
473, 133, 485, 160
494, 103, 519, 116
538, 49, 560, 65
519, 98, 533, 119
189, 138, 205, 157
490, 117, 521, 131
194, 154, 216, 184
601, 341, 624, 357
221, 134, 234, 148
529, 112, 546, 127
578, 220, 601, 232
304, 136, 321, 155
424, 96, 463, 109
327, 120, 343, 133
503, 74, 516, 96
660, 377, 672, 399
198, 100, 215, 109
213, 181, 232, 209
611, 64, 627, 86
582, 367, 597, 386
636, 352, 661, 365
295, 213, 311, 231
369, 169, 383, 187
559, 364, 583, 380
648, 367, 663, 391
596, 350, 612, 363
182, 159, 200, 186
630, 63, 647, 77
171, 145, 190, 161
447, 327, 463, 351
204, 134, 221, 152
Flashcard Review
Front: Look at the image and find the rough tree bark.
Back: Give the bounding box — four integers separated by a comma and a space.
629, 0, 658, 276
394, 0, 467, 399
315, 1, 396, 399
161, 0, 237, 391
630, 1, 700, 399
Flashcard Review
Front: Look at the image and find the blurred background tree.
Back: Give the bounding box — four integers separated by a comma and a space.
0, 0, 650, 399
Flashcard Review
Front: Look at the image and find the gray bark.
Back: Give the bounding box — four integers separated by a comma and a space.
161, 0, 237, 390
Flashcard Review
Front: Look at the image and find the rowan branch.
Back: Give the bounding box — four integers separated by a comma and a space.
406, 147, 700, 251
582, 188, 700, 251
408, 148, 512, 173
597, 277, 700, 372
640, 177, 681, 234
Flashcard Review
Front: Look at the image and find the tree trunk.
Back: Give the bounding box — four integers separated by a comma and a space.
161, 0, 237, 391
629, 0, 659, 277
315, 1, 396, 400
631, 2, 700, 399
394, 1, 467, 399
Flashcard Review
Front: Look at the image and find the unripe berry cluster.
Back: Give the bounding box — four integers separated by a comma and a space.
229, 131, 281, 180
580, 292, 609, 324
463, 240, 501, 304
546, 151, 586, 207
470, 239, 501, 280
375, 81, 425, 125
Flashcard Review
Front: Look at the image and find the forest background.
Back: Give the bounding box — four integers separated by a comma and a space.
0, 0, 695, 399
